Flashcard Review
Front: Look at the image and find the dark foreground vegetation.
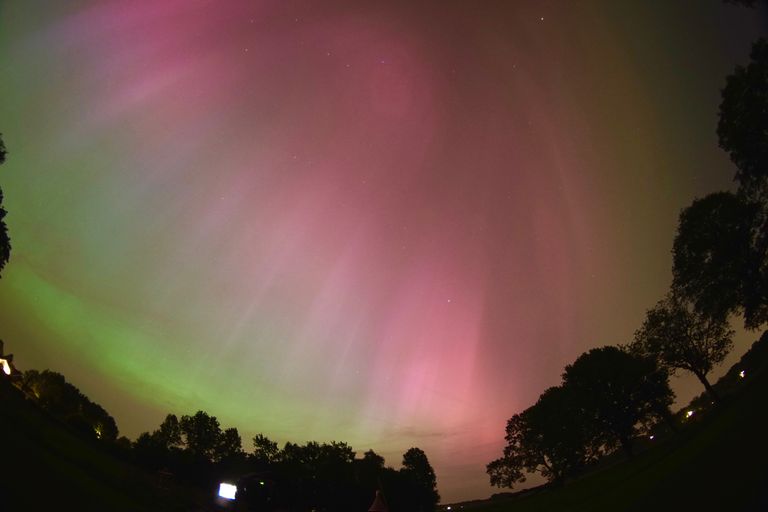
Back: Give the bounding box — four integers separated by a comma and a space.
469, 333, 768, 512
1, 333, 766, 512
0, 366, 439, 512
0, 375, 208, 511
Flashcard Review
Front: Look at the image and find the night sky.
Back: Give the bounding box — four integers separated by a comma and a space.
0, 1, 766, 503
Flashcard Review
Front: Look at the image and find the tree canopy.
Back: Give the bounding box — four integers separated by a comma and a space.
252, 433, 280, 464
672, 191, 767, 329
401, 447, 440, 511
487, 385, 600, 488
21, 369, 119, 441
632, 294, 734, 401
156, 413, 183, 450
562, 347, 674, 457
489, 346, 673, 489
718, 38, 768, 196
179, 410, 229, 461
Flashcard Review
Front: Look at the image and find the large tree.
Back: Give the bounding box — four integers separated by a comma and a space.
487, 385, 600, 489
155, 413, 183, 450
672, 192, 766, 329
632, 295, 734, 401
562, 346, 674, 457
0, 134, 10, 276
179, 410, 222, 461
400, 447, 440, 512
216, 427, 244, 462
718, 38, 768, 196
252, 433, 280, 464
708, 36, 768, 330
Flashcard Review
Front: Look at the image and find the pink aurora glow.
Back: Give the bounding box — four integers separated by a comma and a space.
0, 0, 762, 503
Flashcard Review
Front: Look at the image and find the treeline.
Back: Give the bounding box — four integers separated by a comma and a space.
488, 32, 768, 490
9, 366, 440, 511
19, 369, 119, 442
129, 411, 439, 512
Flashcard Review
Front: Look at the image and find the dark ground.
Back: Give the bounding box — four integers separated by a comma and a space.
1, 348, 767, 512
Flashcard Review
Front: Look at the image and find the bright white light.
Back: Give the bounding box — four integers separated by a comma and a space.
649, 435, 655, 440
686, 410, 694, 418
0, 358, 9, 376
739, 370, 746, 378
218, 483, 237, 500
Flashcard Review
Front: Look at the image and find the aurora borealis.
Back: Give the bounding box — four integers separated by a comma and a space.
0, 0, 766, 502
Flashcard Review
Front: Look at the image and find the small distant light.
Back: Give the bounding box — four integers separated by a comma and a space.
259, 481, 265, 486
0, 358, 10, 375
447, 507, 452, 511
218, 483, 237, 500
739, 370, 745, 378
649, 435, 655, 440
686, 410, 694, 419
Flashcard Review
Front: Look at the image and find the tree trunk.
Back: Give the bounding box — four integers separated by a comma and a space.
695, 371, 720, 403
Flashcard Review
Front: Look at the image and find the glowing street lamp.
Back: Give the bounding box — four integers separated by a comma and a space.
685, 410, 694, 419
0, 358, 10, 376
739, 370, 746, 378
218, 482, 237, 500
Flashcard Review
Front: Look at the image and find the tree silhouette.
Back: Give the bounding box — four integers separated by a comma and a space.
81, 400, 119, 441
133, 431, 167, 470
179, 410, 222, 461
361, 449, 385, 470
124, 409, 440, 512
0, 134, 10, 276
272, 440, 358, 510
712, 37, 768, 331
252, 433, 280, 464
672, 192, 766, 329
400, 447, 440, 511
156, 413, 183, 450
562, 347, 674, 457
21, 369, 119, 441
718, 38, 768, 196
487, 385, 600, 488
216, 427, 244, 462
632, 294, 734, 402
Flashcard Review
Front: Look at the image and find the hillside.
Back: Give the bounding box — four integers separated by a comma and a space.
0, 378, 212, 511
467, 333, 768, 512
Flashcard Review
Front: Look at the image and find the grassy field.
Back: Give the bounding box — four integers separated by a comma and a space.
469, 365, 768, 512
